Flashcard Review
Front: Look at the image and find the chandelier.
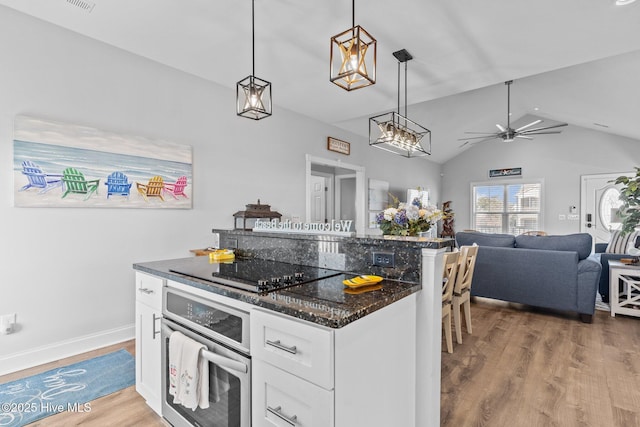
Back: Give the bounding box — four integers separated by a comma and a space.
369, 49, 431, 157
329, 0, 376, 91
236, 0, 272, 120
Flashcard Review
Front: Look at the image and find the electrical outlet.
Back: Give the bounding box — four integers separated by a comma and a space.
558, 214, 566, 220
372, 251, 395, 268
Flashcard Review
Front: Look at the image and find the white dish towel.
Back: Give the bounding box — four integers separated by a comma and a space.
168, 330, 210, 410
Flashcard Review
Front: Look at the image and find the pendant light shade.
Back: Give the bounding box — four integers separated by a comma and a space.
330, 0, 376, 91
369, 49, 431, 157
237, 0, 272, 120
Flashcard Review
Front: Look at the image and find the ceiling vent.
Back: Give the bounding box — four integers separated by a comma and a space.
66, 0, 95, 13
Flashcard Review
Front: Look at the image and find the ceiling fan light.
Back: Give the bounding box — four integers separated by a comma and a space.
616, 0, 636, 5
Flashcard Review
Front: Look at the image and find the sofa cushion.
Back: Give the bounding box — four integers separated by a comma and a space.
455, 231, 515, 248
515, 233, 592, 260
606, 230, 640, 254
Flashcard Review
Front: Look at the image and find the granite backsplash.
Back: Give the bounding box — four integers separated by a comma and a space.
213, 229, 454, 284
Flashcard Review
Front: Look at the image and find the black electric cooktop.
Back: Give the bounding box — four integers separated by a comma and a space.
169, 258, 342, 293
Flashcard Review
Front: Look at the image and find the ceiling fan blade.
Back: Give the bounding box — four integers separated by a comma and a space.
514, 135, 534, 140
515, 119, 542, 132
463, 131, 498, 135
523, 131, 563, 135
496, 124, 506, 132
457, 135, 499, 141
520, 123, 568, 134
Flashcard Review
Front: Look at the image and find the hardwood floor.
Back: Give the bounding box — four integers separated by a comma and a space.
441, 298, 640, 427
2, 300, 638, 426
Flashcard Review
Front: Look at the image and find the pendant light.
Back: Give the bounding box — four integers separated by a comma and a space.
237, 0, 272, 120
369, 49, 431, 158
330, 0, 377, 91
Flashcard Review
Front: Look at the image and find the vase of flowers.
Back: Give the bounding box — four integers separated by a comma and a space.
375, 193, 444, 237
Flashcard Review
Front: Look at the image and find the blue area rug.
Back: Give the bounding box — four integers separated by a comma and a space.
0, 349, 135, 427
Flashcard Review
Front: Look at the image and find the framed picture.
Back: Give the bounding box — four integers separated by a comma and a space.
489, 167, 522, 178
327, 137, 350, 155
13, 115, 193, 209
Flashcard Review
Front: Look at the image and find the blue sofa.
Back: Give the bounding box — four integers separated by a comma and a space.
455, 232, 602, 323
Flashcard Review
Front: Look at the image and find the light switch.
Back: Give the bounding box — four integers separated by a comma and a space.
568, 214, 579, 221
558, 214, 566, 220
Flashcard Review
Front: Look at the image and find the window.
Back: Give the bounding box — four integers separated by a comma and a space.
472, 181, 542, 234
600, 187, 623, 231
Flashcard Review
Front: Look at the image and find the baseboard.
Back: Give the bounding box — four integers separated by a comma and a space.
0, 324, 135, 376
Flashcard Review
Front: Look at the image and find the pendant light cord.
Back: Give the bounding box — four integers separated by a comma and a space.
396, 58, 409, 119
405, 60, 408, 118
352, 0, 355, 28
252, 0, 255, 76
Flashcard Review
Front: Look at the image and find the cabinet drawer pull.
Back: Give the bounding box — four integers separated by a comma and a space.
267, 405, 298, 426
138, 287, 154, 294
266, 339, 297, 354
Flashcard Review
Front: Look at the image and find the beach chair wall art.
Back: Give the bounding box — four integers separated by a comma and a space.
19, 160, 63, 194
13, 115, 192, 208
163, 176, 189, 199
61, 167, 100, 200
136, 176, 165, 202
105, 171, 132, 199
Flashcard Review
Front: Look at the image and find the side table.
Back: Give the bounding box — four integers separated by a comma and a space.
609, 260, 640, 318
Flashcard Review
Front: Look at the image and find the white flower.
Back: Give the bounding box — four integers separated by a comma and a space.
405, 205, 420, 220
383, 208, 397, 221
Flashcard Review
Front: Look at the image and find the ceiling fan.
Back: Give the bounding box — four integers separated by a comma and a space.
459, 80, 567, 147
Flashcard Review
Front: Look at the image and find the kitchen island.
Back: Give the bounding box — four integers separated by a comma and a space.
134, 230, 453, 427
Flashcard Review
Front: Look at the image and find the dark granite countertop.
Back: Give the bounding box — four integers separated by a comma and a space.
133, 256, 421, 329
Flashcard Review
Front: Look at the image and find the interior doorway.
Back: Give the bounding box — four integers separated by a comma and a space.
580, 172, 632, 245
305, 155, 365, 235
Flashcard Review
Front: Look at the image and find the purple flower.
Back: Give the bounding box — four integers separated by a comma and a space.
375, 211, 385, 223
411, 197, 421, 208
394, 210, 408, 226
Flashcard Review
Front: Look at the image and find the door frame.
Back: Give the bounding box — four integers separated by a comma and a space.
305, 154, 365, 235
580, 172, 632, 240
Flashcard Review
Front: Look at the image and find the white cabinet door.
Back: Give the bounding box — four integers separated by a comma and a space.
134, 273, 163, 416
252, 360, 334, 427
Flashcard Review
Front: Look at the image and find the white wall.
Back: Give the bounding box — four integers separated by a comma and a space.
442, 125, 640, 234
0, 6, 441, 373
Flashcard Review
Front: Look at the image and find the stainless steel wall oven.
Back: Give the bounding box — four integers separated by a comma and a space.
161, 287, 251, 427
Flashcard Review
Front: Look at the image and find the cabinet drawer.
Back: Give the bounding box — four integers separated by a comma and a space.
135, 272, 163, 309
253, 360, 334, 427
251, 309, 334, 389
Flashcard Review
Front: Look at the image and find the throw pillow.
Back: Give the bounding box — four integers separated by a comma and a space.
606, 230, 640, 254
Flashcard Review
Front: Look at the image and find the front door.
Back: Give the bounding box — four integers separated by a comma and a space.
580, 172, 631, 245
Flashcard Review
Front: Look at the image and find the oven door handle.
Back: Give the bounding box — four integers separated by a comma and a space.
200, 348, 248, 374
162, 323, 248, 374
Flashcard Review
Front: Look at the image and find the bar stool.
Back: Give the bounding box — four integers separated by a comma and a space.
442, 251, 460, 353
453, 245, 479, 344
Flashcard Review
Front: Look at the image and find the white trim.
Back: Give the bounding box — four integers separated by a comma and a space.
0, 324, 135, 376
580, 172, 633, 234
470, 178, 545, 233
305, 154, 366, 236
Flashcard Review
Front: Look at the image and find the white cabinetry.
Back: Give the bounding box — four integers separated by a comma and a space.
251, 294, 416, 427
134, 272, 163, 415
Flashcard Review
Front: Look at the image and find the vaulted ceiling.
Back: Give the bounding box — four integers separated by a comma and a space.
2, 0, 640, 163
